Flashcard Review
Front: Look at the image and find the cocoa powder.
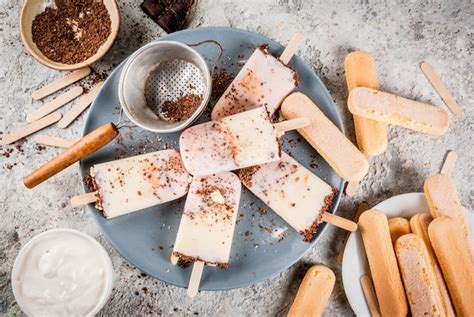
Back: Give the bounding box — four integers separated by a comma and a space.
160, 94, 203, 122
32, 0, 112, 64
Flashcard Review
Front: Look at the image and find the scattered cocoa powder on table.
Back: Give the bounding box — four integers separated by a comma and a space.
160, 94, 203, 122
32, 0, 112, 64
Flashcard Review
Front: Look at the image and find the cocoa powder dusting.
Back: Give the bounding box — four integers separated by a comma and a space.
211, 70, 235, 100
32, 0, 112, 64
160, 94, 203, 122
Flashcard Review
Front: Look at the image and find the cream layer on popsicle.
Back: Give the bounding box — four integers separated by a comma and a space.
211, 45, 298, 120
89, 149, 190, 219
239, 152, 336, 241
171, 172, 241, 267
180, 107, 281, 176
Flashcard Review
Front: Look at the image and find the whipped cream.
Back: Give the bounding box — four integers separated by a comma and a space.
12, 229, 113, 316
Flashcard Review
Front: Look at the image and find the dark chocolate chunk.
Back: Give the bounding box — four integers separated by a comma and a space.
141, 0, 196, 33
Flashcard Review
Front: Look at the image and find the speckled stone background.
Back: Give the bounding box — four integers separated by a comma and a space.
0, 0, 472, 316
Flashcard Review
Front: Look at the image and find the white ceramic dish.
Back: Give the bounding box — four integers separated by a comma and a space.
12, 228, 114, 316
342, 192, 473, 316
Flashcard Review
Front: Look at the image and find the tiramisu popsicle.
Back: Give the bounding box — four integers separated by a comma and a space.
180, 107, 308, 176
395, 234, 446, 317
211, 40, 299, 120
358, 209, 408, 317
348, 87, 449, 136
429, 217, 474, 316
239, 152, 356, 241
171, 172, 241, 267
281, 92, 369, 182
72, 150, 191, 219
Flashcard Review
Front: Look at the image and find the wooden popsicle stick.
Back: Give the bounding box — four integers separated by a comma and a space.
321, 212, 357, 232
32, 67, 91, 100
27, 86, 84, 123
35, 135, 77, 148
1, 112, 62, 145
57, 82, 104, 128
274, 117, 310, 133
360, 275, 382, 317
337, 202, 369, 264
23, 123, 118, 188
279, 33, 304, 65
420, 62, 463, 116
187, 261, 204, 298
440, 150, 457, 176
71, 192, 97, 206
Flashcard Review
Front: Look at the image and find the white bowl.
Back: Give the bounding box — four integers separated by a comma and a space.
342, 192, 473, 316
12, 228, 114, 316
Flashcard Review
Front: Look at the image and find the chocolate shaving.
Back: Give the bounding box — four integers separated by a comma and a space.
172, 252, 228, 268
300, 188, 338, 242
160, 94, 203, 122
211, 70, 235, 100
237, 165, 261, 188
32, 0, 112, 64
141, 0, 196, 33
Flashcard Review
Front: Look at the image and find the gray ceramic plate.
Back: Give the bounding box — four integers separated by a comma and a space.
81, 27, 344, 290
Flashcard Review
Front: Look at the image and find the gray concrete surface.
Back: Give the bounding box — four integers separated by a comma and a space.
0, 0, 472, 316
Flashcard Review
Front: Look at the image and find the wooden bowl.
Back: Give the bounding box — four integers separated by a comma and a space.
20, 0, 120, 71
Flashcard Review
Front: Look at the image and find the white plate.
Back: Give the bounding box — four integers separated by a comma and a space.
342, 192, 473, 316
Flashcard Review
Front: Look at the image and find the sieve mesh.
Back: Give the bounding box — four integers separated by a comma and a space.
145, 59, 206, 121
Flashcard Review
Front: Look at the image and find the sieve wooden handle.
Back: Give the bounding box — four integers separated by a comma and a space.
23, 123, 119, 188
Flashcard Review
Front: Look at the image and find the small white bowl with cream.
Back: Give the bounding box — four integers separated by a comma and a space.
12, 228, 113, 316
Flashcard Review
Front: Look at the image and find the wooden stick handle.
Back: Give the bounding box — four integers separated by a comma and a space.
440, 150, 457, 176
321, 212, 357, 232
23, 123, 119, 188
58, 81, 104, 128
27, 86, 83, 123
280, 33, 304, 64
420, 62, 462, 116
1, 112, 62, 145
187, 261, 204, 298
32, 67, 91, 100
35, 135, 77, 148
71, 192, 97, 207
274, 117, 310, 133
360, 275, 382, 317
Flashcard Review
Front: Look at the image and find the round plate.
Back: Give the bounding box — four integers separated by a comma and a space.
80, 27, 344, 290
342, 192, 474, 316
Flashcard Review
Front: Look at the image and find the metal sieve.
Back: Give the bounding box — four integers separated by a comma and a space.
118, 40, 220, 133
